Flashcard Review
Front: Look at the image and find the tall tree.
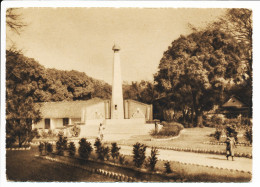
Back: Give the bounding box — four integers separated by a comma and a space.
6, 50, 45, 147
155, 29, 245, 126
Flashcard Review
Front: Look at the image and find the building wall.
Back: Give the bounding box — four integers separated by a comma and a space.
85, 102, 106, 121
125, 100, 153, 121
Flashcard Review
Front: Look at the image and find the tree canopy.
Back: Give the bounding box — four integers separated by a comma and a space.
154, 28, 248, 126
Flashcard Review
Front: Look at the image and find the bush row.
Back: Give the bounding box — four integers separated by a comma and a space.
38, 137, 173, 174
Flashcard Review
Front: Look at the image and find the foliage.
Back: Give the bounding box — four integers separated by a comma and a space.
244, 125, 252, 144
132, 142, 147, 168
56, 135, 67, 156
70, 125, 81, 137
151, 121, 183, 137
119, 155, 126, 165
94, 138, 110, 161
97, 146, 110, 161
123, 80, 158, 104
94, 138, 102, 152
6, 133, 16, 148
148, 147, 159, 171
6, 50, 45, 147
225, 124, 238, 142
68, 142, 76, 157
6, 8, 27, 35
41, 131, 48, 139
78, 138, 93, 160
164, 161, 172, 174
46, 143, 53, 154
38, 142, 44, 155
154, 23, 250, 126
111, 142, 121, 160
211, 130, 222, 141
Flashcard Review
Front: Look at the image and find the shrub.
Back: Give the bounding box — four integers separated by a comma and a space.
94, 138, 102, 152
211, 130, 222, 141
244, 125, 252, 144
94, 138, 110, 161
225, 124, 238, 141
78, 138, 93, 160
41, 131, 48, 139
111, 142, 121, 160
70, 125, 81, 137
46, 143, 53, 154
68, 142, 76, 157
39, 142, 44, 155
148, 147, 158, 171
119, 155, 125, 165
47, 129, 54, 138
133, 142, 147, 168
151, 121, 184, 137
28, 129, 40, 142
164, 161, 172, 174
56, 135, 68, 156
6, 134, 16, 148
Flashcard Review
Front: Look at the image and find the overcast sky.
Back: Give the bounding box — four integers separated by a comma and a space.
7, 8, 226, 84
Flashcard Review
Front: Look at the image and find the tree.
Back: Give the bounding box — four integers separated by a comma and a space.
6, 8, 27, 35
111, 142, 121, 160
78, 138, 93, 160
56, 135, 68, 156
148, 147, 159, 171
208, 9, 252, 116
132, 142, 147, 168
6, 50, 47, 147
123, 81, 158, 104
68, 142, 76, 157
155, 29, 245, 127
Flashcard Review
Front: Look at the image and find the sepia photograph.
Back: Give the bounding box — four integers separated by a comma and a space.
1, 1, 257, 184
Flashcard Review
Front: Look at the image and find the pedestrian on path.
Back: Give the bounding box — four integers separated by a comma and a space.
225, 136, 236, 161
98, 123, 105, 141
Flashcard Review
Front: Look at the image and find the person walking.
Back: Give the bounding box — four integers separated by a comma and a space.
225, 136, 236, 161
98, 123, 105, 141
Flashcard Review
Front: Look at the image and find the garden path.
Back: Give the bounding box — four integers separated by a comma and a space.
119, 145, 252, 172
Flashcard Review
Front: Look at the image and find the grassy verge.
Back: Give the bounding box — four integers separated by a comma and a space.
115, 127, 252, 155
6, 147, 116, 182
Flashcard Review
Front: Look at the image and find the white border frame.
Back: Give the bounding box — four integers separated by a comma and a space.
1, 1, 260, 187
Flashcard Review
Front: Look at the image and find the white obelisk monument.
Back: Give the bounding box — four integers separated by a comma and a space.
111, 44, 124, 119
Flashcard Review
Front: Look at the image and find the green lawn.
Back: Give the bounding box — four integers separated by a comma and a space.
115, 127, 252, 155
6, 147, 116, 182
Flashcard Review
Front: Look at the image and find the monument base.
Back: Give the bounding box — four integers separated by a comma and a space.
78, 118, 155, 141
103, 118, 154, 141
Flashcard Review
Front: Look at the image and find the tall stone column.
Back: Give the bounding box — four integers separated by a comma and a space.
111, 44, 124, 119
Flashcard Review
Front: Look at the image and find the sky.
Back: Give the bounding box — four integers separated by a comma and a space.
7, 8, 226, 84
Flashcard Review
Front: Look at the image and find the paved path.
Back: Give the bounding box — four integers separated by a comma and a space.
119, 145, 252, 172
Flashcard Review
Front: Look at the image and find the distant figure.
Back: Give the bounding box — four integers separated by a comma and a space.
225, 136, 236, 161
98, 123, 105, 141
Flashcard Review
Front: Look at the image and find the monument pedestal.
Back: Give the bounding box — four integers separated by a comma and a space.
103, 118, 154, 141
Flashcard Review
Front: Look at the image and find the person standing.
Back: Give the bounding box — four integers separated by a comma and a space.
98, 123, 105, 141
225, 136, 236, 161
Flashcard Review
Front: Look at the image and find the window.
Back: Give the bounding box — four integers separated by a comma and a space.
63, 118, 69, 126
45, 119, 50, 129
115, 105, 117, 110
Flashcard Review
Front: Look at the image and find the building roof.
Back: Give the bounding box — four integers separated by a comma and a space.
38, 98, 104, 118
222, 96, 247, 108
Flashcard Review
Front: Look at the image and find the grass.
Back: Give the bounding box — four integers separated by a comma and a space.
6, 147, 116, 182
115, 127, 252, 155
